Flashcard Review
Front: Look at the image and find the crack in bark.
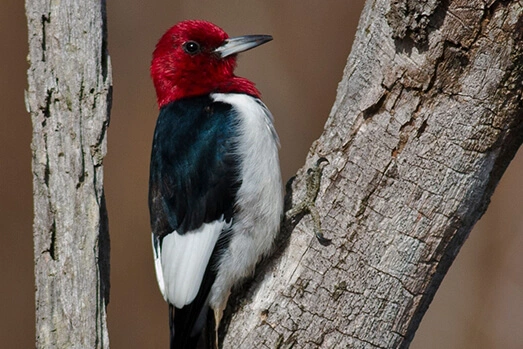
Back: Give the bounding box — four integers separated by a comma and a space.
355, 160, 395, 218
362, 92, 388, 119
42, 218, 57, 260
40, 13, 50, 62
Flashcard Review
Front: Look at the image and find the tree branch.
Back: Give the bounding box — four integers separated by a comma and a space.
26, 0, 112, 347
222, 0, 523, 347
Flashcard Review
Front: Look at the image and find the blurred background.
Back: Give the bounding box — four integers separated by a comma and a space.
1, 1, 522, 348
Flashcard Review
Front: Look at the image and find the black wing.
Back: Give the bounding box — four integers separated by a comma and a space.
149, 95, 241, 237
148, 96, 242, 348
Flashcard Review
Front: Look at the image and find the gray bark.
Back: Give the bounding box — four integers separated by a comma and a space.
222, 0, 523, 348
25, 0, 112, 347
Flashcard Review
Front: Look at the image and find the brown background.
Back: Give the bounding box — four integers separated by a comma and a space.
1, 1, 522, 348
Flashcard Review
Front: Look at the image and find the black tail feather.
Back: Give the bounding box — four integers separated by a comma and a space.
169, 304, 176, 349
205, 308, 217, 349
168, 305, 219, 349
169, 303, 205, 349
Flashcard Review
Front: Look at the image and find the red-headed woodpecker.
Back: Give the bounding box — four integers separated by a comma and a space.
149, 20, 283, 348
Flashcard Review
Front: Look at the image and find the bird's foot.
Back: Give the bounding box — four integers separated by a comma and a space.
286, 157, 331, 246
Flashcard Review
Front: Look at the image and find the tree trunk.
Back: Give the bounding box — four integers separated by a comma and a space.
222, 0, 523, 348
25, 0, 112, 347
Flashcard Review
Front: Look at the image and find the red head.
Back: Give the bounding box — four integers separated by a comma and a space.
151, 20, 273, 108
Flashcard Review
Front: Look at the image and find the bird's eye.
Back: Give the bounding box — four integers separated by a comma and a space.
183, 41, 201, 55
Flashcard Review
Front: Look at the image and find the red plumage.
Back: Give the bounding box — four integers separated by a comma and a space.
151, 20, 261, 108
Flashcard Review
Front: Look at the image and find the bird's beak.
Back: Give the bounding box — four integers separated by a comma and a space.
214, 35, 273, 58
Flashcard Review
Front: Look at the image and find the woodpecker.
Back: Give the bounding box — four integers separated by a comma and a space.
149, 20, 283, 348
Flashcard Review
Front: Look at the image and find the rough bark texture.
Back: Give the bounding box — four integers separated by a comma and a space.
222, 0, 523, 348
25, 0, 112, 347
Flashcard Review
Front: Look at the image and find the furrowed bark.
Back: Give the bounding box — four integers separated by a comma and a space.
25, 0, 112, 347
222, 0, 523, 348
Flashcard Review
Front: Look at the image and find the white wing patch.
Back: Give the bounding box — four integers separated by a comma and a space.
153, 219, 227, 308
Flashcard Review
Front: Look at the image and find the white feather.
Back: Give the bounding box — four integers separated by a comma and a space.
156, 220, 228, 308
209, 93, 283, 310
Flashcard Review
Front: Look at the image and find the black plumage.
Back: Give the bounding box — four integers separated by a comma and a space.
149, 95, 242, 347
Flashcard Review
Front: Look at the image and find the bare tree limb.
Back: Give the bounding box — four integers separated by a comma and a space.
26, 0, 112, 347
222, 0, 523, 347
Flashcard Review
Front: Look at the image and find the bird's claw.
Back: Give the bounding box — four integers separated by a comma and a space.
287, 157, 331, 246
315, 230, 332, 246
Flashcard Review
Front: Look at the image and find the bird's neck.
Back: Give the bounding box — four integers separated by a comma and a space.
155, 75, 261, 108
